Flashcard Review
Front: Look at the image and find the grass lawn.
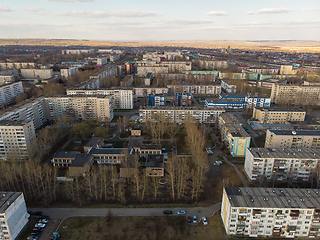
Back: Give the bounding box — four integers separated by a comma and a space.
17, 217, 39, 240
114, 140, 125, 148
207, 133, 215, 147
64, 139, 89, 152
220, 164, 243, 187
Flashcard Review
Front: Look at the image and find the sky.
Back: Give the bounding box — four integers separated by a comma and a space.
0, 0, 319, 41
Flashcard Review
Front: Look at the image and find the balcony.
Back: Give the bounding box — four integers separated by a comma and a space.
290, 210, 299, 217
287, 226, 297, 232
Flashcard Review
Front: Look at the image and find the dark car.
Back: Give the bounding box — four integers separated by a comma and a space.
187, 216, 192, 223
40, 215, 50, 220
163, 210, 173, 215
31, 231, 41, 236
31, 211, 43, 217
32, 228, 43, 232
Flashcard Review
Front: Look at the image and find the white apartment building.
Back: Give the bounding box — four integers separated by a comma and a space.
0, 192, 29, 240
0, 120, 36, 161
0, 82, 24, 106
244, 147, 320, 181
20, 69, 53, 80
139, 106, 225, 124
265, 129, 320, 149
168, 84, 221, 95
194, 59, 228, 69
221, 187, 320, 238
0, 62, 37, 70
62, 49, 95, 55
133, 87, 169, 97
243, 68, 279, 75
221, 80, 237, 94
66, 88, 133, 109
60, 67, 78, 79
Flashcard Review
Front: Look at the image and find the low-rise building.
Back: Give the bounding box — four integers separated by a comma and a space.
131, 128, 142, 136
252, 107, 306, 124
219, 113, 251, 157
205, 99, 246, 109
68, 154, 94, 177
83, 137, 104, 154
89, 148, 125, 164
221, 187, 320, 238
51, 151, 80, 167
264, 129, 320, 149
0, 192, 29, 240
244, 147, 320, 181
139, 106, 225, 124
146, 154, 164, 177
245, 95, 271, 108
219, 93, 246, 101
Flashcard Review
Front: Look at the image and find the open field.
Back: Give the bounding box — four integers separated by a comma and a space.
1, 39, 320, 52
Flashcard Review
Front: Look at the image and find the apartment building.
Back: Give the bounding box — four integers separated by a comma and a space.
149, 94, 164, 106
219, 113, 251, 157
137, 66, 169, 76
44, 95, 114, 122
162, 71, 218, 82
245, 96, 271, 108
252, 107, 306, 124
221, 187, 320, 238
0, 97, 46, 130
62, 49, 95, 54
0, 192, 29, 240
221, 80, 237, 93
0, 82, 24, 106
89, 65, 117, 81
280, 65, 294, 75
206, 99, 246, 110
139, 106, 225, 124
60, 67, 78, 79
194, 60, 228, 69
133, 87, 168, 98
168, 84, 221, 95
243, 68, 279, 75
143, 51, 182, 61
265, 129, 320, 149
0, 120, 36, 161
20, 69, 53, 80
244, 147, 320, 181
270, 83, 320, 105
0, 62, 37, 70
66, 88, 133, 109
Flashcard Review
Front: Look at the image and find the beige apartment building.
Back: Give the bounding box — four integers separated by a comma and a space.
66, 88, 133, 109
168, 84, 221, 95
0, 120, 36, 161
252, 107, 306, 124
0, 81, 24, 106
271, 83, 320, 105
44, 95, 114, 122
265, 129, 320, 149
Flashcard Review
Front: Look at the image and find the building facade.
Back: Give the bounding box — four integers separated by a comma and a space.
20, 69, 53, 80
219, 113, 251, 157
168, 84, 221, 95
139, 106, 225, 124
252, 107, 306, 124
221, 187, 320, 238
221, 80, 237, 93
0, 82, 24, 107
0, 192, 29, 240
265, 129, 320, 149
244, 147, 320, 181
133, 87, 168, 97
60, 67, 78, 79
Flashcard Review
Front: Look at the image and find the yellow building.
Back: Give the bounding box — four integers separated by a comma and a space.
252, 107, 306, 124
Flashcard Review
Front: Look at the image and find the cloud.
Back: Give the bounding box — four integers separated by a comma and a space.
0, 5, 13, 12
155, 19, 214, 26
54, 10, 161, 18
246, 8, 295, 15
205, 11, 228, 16
22, 7, 41, 13
44, 0, 94, 2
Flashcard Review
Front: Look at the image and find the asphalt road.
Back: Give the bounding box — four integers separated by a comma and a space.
28, 203, 221, 222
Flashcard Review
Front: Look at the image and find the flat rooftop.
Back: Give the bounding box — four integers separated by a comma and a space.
84, 137, 104, 148
69, 154, 93, 167
225, 187, 320, 209
219, 93, 247, 98
0, 192, 22, 213
206, 98, 245, 103
0, 119, 33, 127
268, 129, 320, 136
255, 107, 305, 112
139, 106, 224, 111
89, 148, 124, 155
146, 154, 164, 168
248, 147, 320, 159
140, 144, 161, 150
53, 151, 80, 159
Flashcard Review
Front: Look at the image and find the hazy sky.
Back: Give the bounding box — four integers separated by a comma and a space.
0, 0, 319, 41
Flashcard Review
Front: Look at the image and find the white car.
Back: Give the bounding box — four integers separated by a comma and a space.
39, 218, 49, 224
34, 223, 46, 228
202, 216, 208, 225
216, 161, 222, 164
177, 210, 186, 215
214, 162, 221, 166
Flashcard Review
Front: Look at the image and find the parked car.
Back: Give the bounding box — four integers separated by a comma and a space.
39, 218, 49, 224
187, 216, 192, 223
202, 216, 208, 225
35, 223, 46, 228
32, 228, 43, 232
30, 211, 42, 217
41, 215, 50, 220
177, 210, 186, 215
163, 210, 173, 215
193, 216, 197, 223
31, 231, 41, 237
27, 235, 38, 240
214, 162, 220, 166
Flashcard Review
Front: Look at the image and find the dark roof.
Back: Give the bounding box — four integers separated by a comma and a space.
0, 192, 23, 213
255, 107, 305, 112
84, 137, 104, 148
141, 144, 161, 150
53, 151, 80, 159
0, 119, 33, 126
89, 148, 124, 155
69, 154, 93, 167
225, 187, 320, 209
146, 154, 164, 168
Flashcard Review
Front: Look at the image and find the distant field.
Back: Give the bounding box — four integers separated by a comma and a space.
1, 39, 320, 53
